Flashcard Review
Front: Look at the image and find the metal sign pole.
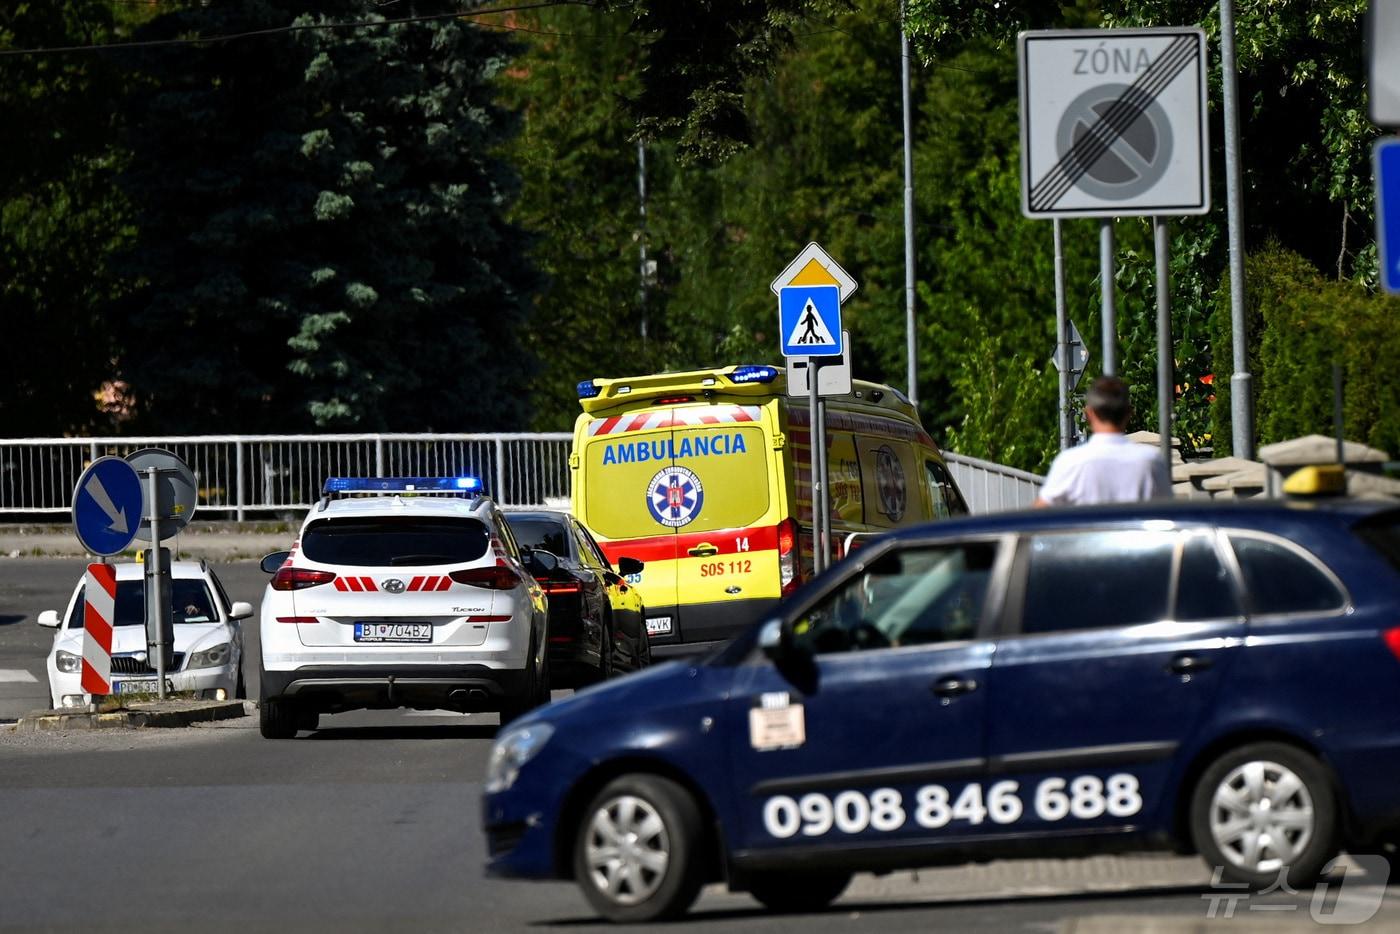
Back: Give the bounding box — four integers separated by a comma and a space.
900, 0, 918, 408
808, 358, 824, 574
145, 467, 168, 700
816, 392, 831, 569
1153, 217, 1174, 465
1219, 0, 1254, 459
1099, 219, 1118, 376
1053, 219, 1071, 451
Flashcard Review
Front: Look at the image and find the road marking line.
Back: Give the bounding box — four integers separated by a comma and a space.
0, 669, 39, 683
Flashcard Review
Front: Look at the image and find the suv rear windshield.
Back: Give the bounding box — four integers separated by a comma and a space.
301, 516, 490, 567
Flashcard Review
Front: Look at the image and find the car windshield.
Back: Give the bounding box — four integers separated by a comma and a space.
507, 516, 573, 561
67, 579, 218, 629
300, 516, 491, 566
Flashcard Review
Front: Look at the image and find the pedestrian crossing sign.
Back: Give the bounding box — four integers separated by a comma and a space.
779, 285, 842, 357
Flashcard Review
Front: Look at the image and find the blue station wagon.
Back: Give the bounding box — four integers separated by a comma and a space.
482, 501, 1400, 922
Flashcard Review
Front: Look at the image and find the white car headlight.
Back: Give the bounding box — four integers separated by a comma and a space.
55, 650, 81, 673
485, 722, 554, 793
187, 643, 232, 670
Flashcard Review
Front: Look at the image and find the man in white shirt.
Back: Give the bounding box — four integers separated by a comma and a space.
1034, 376, 1170, 507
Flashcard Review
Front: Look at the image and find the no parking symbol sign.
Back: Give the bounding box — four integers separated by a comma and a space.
1019, 28, 1209, 218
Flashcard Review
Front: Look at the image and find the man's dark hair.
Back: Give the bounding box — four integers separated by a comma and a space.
1086, 376, 1131, 428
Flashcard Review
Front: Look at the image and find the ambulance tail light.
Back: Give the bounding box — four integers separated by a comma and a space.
450, 567, 522, 590
778, 518, 800, 595
271, 568, 337, 591
655, 395, 695, 405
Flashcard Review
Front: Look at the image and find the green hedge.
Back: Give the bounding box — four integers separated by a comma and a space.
1211, 245, 1400, 458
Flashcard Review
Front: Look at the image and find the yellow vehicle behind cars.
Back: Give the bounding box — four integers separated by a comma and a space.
571, 364, 968, 654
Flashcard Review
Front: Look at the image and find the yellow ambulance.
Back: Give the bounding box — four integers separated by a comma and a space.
570, 364, 969, 654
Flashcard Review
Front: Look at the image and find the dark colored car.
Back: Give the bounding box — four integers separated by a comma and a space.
483, 501, 1400, 922
506, 511, 651, 687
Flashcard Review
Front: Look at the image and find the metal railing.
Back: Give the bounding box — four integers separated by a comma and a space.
0, 434, 573, 519
0, 434, 1040, 519
944, 452, 1043, 514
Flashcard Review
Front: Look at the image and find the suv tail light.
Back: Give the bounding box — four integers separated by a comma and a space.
450, 567, 522, 590
777, 518, 800, 596
272, 567, 337, 591
1385, 627, 1400, 663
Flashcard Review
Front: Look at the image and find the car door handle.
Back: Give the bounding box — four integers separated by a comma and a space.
931, 677, 979, 699
1166, 654, 1213, 675
688, 544, 719, 557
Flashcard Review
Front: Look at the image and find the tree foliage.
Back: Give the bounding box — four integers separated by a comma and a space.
1212, 245, 1400, 456
0, 3, 138, 435
116, 1, 538, 432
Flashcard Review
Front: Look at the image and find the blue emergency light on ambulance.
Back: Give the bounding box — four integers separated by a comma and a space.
726, 365, 779, 385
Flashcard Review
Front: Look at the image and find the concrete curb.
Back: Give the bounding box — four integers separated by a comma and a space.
15, 699, 248, 731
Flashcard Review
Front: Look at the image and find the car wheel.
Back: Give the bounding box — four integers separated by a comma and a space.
234, 665, 247, 700
259, 697, 299, 739
1190, 741, 1339, 888
746, 870, 851, 913
572, 774, 706, 923
500, 637, 544, 725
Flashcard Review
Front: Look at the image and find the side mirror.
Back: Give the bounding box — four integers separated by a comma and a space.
616, 556, 644, 577
259, 552, 290, 574
37, 610, 60, 629
527, 548, 560, 577
229, 601, 254, 621
758, 618, 787, 662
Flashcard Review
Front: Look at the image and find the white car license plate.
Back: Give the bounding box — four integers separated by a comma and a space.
645, 616, 673, 636
116, 679, 172, 695
354, 622, 432, 643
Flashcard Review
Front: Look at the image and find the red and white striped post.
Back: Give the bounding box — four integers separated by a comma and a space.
80, 562, 117, 697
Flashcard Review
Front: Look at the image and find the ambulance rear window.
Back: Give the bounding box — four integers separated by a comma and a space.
302, 516, 490, 567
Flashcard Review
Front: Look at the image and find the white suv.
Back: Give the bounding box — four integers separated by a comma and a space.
256, 477, 552, 738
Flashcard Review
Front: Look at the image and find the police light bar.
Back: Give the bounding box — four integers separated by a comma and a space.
322, 477, 483, 495
577, 380, 602, 399
727, 365, 779, 385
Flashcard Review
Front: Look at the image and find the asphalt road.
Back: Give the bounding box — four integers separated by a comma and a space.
3, 556, 1399, 932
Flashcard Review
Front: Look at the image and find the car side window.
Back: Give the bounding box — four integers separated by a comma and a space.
66, 587, 85, 630
791, 542, 999, 656
572, 524, 603, 570
495, 515, 524, 561
924, 461, 968, 518
209, 572, 234, 616
1175, 534, 1241, 621
1020, 530, 1176, 635
577, 525, 612, 572
1228, 534, 1347, 616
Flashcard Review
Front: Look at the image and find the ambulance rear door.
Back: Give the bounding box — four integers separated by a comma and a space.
579, 408, 683, 644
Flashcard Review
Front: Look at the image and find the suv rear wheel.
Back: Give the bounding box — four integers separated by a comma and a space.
1190, 741, 1339, 888
572, 774, 705, 923
259, 696, 299, 740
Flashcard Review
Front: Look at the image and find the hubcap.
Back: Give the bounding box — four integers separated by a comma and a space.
1210, 760, 1315, 875
584, 794, 670, 905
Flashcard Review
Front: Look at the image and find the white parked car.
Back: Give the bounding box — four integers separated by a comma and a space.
256, 477, 552, 739
39, 560, 252, 709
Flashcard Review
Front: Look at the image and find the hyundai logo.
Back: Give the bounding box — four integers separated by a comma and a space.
383, 579, 406, 594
